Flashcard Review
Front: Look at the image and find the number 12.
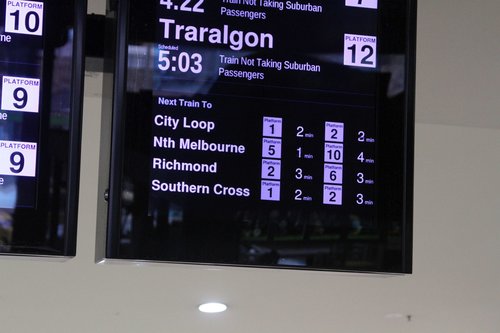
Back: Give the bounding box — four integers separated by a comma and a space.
347, 44, 375, 66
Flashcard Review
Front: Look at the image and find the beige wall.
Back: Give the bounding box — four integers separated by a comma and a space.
0, 1, 499, 332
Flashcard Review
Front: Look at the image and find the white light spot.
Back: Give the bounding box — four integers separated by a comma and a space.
198, 302, 228, 314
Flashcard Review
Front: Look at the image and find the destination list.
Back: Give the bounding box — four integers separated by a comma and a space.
148, 0, 379, 211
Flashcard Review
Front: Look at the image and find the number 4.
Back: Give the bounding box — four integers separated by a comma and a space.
160, 0, 173, 8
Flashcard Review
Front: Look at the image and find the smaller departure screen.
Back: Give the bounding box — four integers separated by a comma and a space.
0, 0, 44, 209
0, 0, 83, 256
108, 0, 415, 272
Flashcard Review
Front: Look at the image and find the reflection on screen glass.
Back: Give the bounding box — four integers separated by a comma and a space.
107, 0, 414, 272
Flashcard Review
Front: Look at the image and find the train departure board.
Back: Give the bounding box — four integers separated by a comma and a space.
106, 0, 415, 272
0, 0, 85, 256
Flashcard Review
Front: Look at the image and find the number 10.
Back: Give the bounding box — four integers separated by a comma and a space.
5, 1, 44, 36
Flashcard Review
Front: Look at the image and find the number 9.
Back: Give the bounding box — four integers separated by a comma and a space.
13, 87, 28, 109
10, 151, 25, 174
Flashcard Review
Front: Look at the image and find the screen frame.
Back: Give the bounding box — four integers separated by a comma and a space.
104, 0, 417, 273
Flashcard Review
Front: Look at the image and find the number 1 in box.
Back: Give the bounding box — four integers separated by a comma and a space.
261, 180, 280, 201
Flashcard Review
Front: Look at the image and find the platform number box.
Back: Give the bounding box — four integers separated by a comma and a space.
344, 34, 377, 68
0, 140, 37, 177
261, 180, 281, 201
5, 0, 44, 36
323, 185, 343, 205
1, 76, 40, 113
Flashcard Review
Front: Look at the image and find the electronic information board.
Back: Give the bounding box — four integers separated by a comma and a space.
0, 0, 85, 256
106, 0, 415, 272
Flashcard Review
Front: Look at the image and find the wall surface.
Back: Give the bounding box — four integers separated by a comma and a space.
1, 1, 499, 332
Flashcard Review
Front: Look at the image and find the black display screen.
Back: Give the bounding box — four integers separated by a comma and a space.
0, 0, 85, 256
107, 0, 415, 272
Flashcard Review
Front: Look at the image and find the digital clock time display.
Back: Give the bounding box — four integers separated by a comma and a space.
157, 50, 203, 73
159, 0, 205, 13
